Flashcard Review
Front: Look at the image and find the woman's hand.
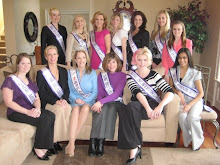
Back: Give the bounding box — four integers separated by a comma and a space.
177, 91, 186, 106
151, 104, 163, 119
56, 99, 68, 109
182, 104, 191, 113
75, 99, 85, 105
26, 108, 41, 118
91, 101, 102, 113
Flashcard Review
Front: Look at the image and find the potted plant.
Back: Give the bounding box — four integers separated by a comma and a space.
167, 0, 209, 54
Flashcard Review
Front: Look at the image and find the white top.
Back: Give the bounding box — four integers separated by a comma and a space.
112, 29, 128, 46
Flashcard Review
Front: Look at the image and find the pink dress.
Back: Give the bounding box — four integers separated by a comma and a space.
90, 29, 110, 69
162, 38, 192, 74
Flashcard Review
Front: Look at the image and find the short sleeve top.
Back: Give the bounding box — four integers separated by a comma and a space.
112, 29, 128, 46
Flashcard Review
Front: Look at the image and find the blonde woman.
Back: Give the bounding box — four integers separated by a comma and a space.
66, 15, 90, 67
41, 8, 67, 65
109, 13, 128, 72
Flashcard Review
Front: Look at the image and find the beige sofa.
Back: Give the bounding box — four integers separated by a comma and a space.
0, 64, 180, 165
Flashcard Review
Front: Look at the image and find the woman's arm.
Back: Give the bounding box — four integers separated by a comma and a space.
121, 37, 127, 72
104, 34, 111, 54
65, 34, 75, 66
41, 27, 47, 65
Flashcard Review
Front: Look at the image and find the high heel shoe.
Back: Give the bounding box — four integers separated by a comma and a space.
32, 148, 49, 161
126, 147, 142, 164
65, 145, 75, 157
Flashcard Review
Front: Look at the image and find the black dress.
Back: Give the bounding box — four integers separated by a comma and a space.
41, 24, 67, 65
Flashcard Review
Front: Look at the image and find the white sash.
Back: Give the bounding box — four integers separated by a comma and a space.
169, 68, 212, 112
47, 23, 65, 54
41, 68, 64, 99
155, 33, 164, 54
165, 41, 177, 63
128, 32, 138, 53
69, 69, 91, 98
111, 42, 123, 61
10, 75, 36, 104
129, 71, 161, 103
90, 30, 105, 69
71, 32, 89, 54
101, 72, 123, 102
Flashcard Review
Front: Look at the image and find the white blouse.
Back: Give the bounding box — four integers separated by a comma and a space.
112, 29, 128, 46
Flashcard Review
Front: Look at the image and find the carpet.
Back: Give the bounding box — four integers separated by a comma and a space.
52, 145, 220, 165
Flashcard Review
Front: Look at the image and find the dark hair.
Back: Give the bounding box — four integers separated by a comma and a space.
102, 52, 122, 72
130, 11, 147, 32
173, 48, 194, 68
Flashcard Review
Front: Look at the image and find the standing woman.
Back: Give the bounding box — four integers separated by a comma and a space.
162, 20, 192, 81
66, 50, 98, 157
90, 11, 111, 70
169, 48, 204, 151
109, 13, 128, 72
149, 10, 170, 70
66, 15, 90, 67
1, 53, 55, 160
117, 47, 174, 164
37, 45, 72, 153
41, 8, 67, 65
88, 52, 126, 157
127, 11, 149, 70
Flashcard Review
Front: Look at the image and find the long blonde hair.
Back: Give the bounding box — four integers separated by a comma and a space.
72, 15, 88, 34
108, 13, 123, 34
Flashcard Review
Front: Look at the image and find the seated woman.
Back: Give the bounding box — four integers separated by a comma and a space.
117, 47, 174, 164
169, 48, 204, 151
1, 53, 55, 160
66, 50, 98, 157
88, 52, 126, 157
36, 45, 72, 153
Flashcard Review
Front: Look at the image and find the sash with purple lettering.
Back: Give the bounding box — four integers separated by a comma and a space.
71, 32, 89, 54
41, 68, 64, 99
128, 32, 138, 54
155, 33, 164, 54
165, 40, 177, 63
111, 42, 123, 61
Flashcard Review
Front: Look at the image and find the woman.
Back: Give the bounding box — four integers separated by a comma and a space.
36, 45, 72, 153
162, 20, 192, 81
117, 47, 174, 164
1, 53, 55, 160
149, 10, 170, 70
41, 8, 67, 65
169, 48, 204, 151
90, 11, 111, 70
66, 15, 90, 67
88, 52, 126, 157
109, 13, 128, 72
66, 50, 98, 157
127, 11, 149, 70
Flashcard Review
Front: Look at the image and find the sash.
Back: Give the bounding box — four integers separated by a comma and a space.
155, 33, 164, 54
165, 41, 177, 63
101, 72, 123, 102
71, 32, 89, 54
129, 71, 161, 103
41, 68, 64, 99
47, 23, 65, 54
128, 32, 138, 53
10, 75, 36, 104
111, 42, 123, 61
69, 69, 91, 98
169, 68, 212, 112
90, 30, 105, 69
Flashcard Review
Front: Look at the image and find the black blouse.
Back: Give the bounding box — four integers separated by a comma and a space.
41, 24, 67, 65
36, 66, 70, 109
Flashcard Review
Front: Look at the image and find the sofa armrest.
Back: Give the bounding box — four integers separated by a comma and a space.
163, 94, 180, 143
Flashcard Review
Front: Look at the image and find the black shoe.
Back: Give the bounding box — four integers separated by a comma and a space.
48, 147, 58, 155
96, 138, 105, 157
88, 138, 97, 156
126, 147, 142, 164
54, 142, 63, 151
45, 150, 53, 156
32, 148, 50, 161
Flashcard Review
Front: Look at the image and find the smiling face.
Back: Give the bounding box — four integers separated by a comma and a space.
134, 15, 143, 29
172, 24, 183, 38
50, 10, 61, 24
45, 48, 58, 65
178, 52, 189, 67
136, 54, 149, 70
111, 16, 121, 29
75, 16, 85, 30
75, 51, 87, 68
157, 13, 167, 28
95, 14, 104, 30
107, 58, 118, 73
17, 57, 31, 74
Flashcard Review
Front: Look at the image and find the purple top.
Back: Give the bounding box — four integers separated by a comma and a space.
1, 76, 38, 116
97, 72, 126, 104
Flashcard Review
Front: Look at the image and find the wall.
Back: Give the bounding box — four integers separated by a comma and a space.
0, 0, 4, 35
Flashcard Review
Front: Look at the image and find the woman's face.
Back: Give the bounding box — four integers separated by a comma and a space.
95, 14, 104, 30
136, 54, 149, 69
172, 24, 183, 38
45, 48, 58, 65
157, 13, 167, 27
107, 58, 118, 73
50, 10, 61, 24
75, 17, 85, 30
75, 51, 87, 68
17, 57, 31, 74
111, 16, 121, 29
134, 15, 143, 29
178, 52, 189, 67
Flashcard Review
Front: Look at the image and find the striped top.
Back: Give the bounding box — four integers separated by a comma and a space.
127, 70, 173, 101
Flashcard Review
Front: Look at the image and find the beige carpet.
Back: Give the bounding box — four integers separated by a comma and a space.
51, 145, 220, 165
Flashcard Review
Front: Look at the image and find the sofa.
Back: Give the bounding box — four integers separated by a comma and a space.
0, 64, 180, 165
